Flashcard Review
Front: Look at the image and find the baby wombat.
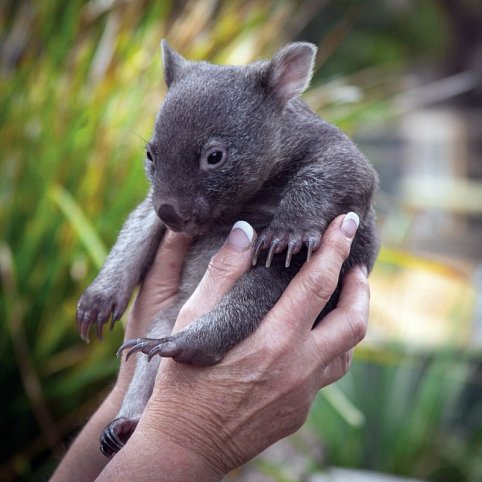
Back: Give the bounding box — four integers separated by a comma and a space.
76, 40, 379, 457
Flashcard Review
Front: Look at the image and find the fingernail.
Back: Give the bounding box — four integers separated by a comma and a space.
228, 221, 254, 251
360, 265, 368, 277
341, 212, 359, 238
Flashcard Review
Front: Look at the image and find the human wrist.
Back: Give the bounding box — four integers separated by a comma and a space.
139, 418, 225, 482
96, 397, 224, 482
142, 368, 235, 477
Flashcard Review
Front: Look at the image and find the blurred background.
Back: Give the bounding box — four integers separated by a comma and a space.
1, 0, 481, 480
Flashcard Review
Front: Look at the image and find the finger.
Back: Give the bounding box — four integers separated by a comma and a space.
311, 265, 369, 364
174, 221, 255, 331
126, 231, 192, 339
264, 213, 359, 335
317, 350, 353, 389
140, 230, 192, 294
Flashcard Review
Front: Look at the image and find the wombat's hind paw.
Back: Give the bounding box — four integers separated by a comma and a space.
117, 337, 174, 361
118, 332, 223, 366
76, 288, 129, 343
253, 227, 322, 268
100, 417, 139, 458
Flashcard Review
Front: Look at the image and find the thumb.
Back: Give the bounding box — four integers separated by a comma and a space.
174, 221, 255, 332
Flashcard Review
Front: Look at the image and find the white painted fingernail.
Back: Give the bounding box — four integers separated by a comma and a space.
228, 221, 254, 251
341, 212, 359, 238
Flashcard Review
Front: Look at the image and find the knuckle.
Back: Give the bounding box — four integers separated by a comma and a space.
301, 270, 338, 305
310, 337, 331, 366
207, 253, 236, 279
340, 352, 352, 375
345, 310, 367, 345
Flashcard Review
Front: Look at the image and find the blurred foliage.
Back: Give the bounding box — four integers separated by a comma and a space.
0, 0, 480, 481
309, 351, 482, 482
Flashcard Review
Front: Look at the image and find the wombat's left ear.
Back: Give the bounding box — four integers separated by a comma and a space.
160, 39, 189, 88
267, 42, 317, 103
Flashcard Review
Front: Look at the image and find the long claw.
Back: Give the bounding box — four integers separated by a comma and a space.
82, 318, 91, 344
109, 316, 116, 332
252, 239, 264, 266
76, 310, 82, 332
147, 346, 162, 361
285, 242, 295, 268
125, 345, 143, 362
96, 319, 104, 341
116, 339, 139, 358
112, 309, 122, 323
265, 241, 278, 268
306, 238, 316, 262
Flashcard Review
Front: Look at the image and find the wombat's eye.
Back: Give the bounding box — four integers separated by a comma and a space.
146, 150, 153, 162
208, 151, 223, 165
200, 145, 227, 171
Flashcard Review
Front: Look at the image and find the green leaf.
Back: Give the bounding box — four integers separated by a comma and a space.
48, 184, 106, 268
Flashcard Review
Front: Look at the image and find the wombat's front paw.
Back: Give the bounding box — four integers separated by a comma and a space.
117, 331, 224, 367
100, 416, 139, 458
76, 284, 130, 342
253, 225, 322, 267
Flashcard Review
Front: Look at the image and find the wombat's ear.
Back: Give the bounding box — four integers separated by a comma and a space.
267, 42, 317, 103
161, 39, 189, 88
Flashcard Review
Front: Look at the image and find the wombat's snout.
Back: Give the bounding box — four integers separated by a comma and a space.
157, 203, 189, 232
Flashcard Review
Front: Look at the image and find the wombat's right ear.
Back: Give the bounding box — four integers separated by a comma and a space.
267, 42, 317, 104
161, 40, 188, 88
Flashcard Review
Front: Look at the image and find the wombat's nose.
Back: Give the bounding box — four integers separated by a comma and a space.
157, 203, 188, 232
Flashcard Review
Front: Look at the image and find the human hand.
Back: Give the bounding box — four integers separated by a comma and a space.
50, 231, 192, 482
112, 230, 191, 398
101, 213, 369, 481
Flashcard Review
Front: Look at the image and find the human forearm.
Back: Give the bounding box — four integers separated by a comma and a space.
96, 410, 223, 482
51, 232, 192, 481
50, 391, 123, 482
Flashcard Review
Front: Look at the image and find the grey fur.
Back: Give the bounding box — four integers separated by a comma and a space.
76, 41, 380, 457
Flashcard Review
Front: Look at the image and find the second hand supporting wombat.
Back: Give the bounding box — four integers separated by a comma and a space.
76, 40, 380, 457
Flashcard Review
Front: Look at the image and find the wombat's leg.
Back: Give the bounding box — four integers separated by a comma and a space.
77, 190, 165, 342
253, 146, 378, 268
100, 309, 178, 458
100, 356, 158, 458
118, 262, 298, 366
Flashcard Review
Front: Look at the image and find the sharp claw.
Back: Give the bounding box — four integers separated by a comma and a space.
116, 339, 139, 358
76, 311, 83, 331
100, 440, 114, 458
285, 242, 295, 268
100, 424, 123, 458
96, 320, 104, 341
306, 238, 316, 262
81, 319, 90, 343
265, 241, 278, 268
109, 307, 122, 332
252, 239, 263, 266
147, 346, 161, 361
125, 345, 142, 362
103, 430, 118, 454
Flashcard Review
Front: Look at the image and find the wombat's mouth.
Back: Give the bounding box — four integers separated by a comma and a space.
162, 217, 210, 237
156, 201, 224, 236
